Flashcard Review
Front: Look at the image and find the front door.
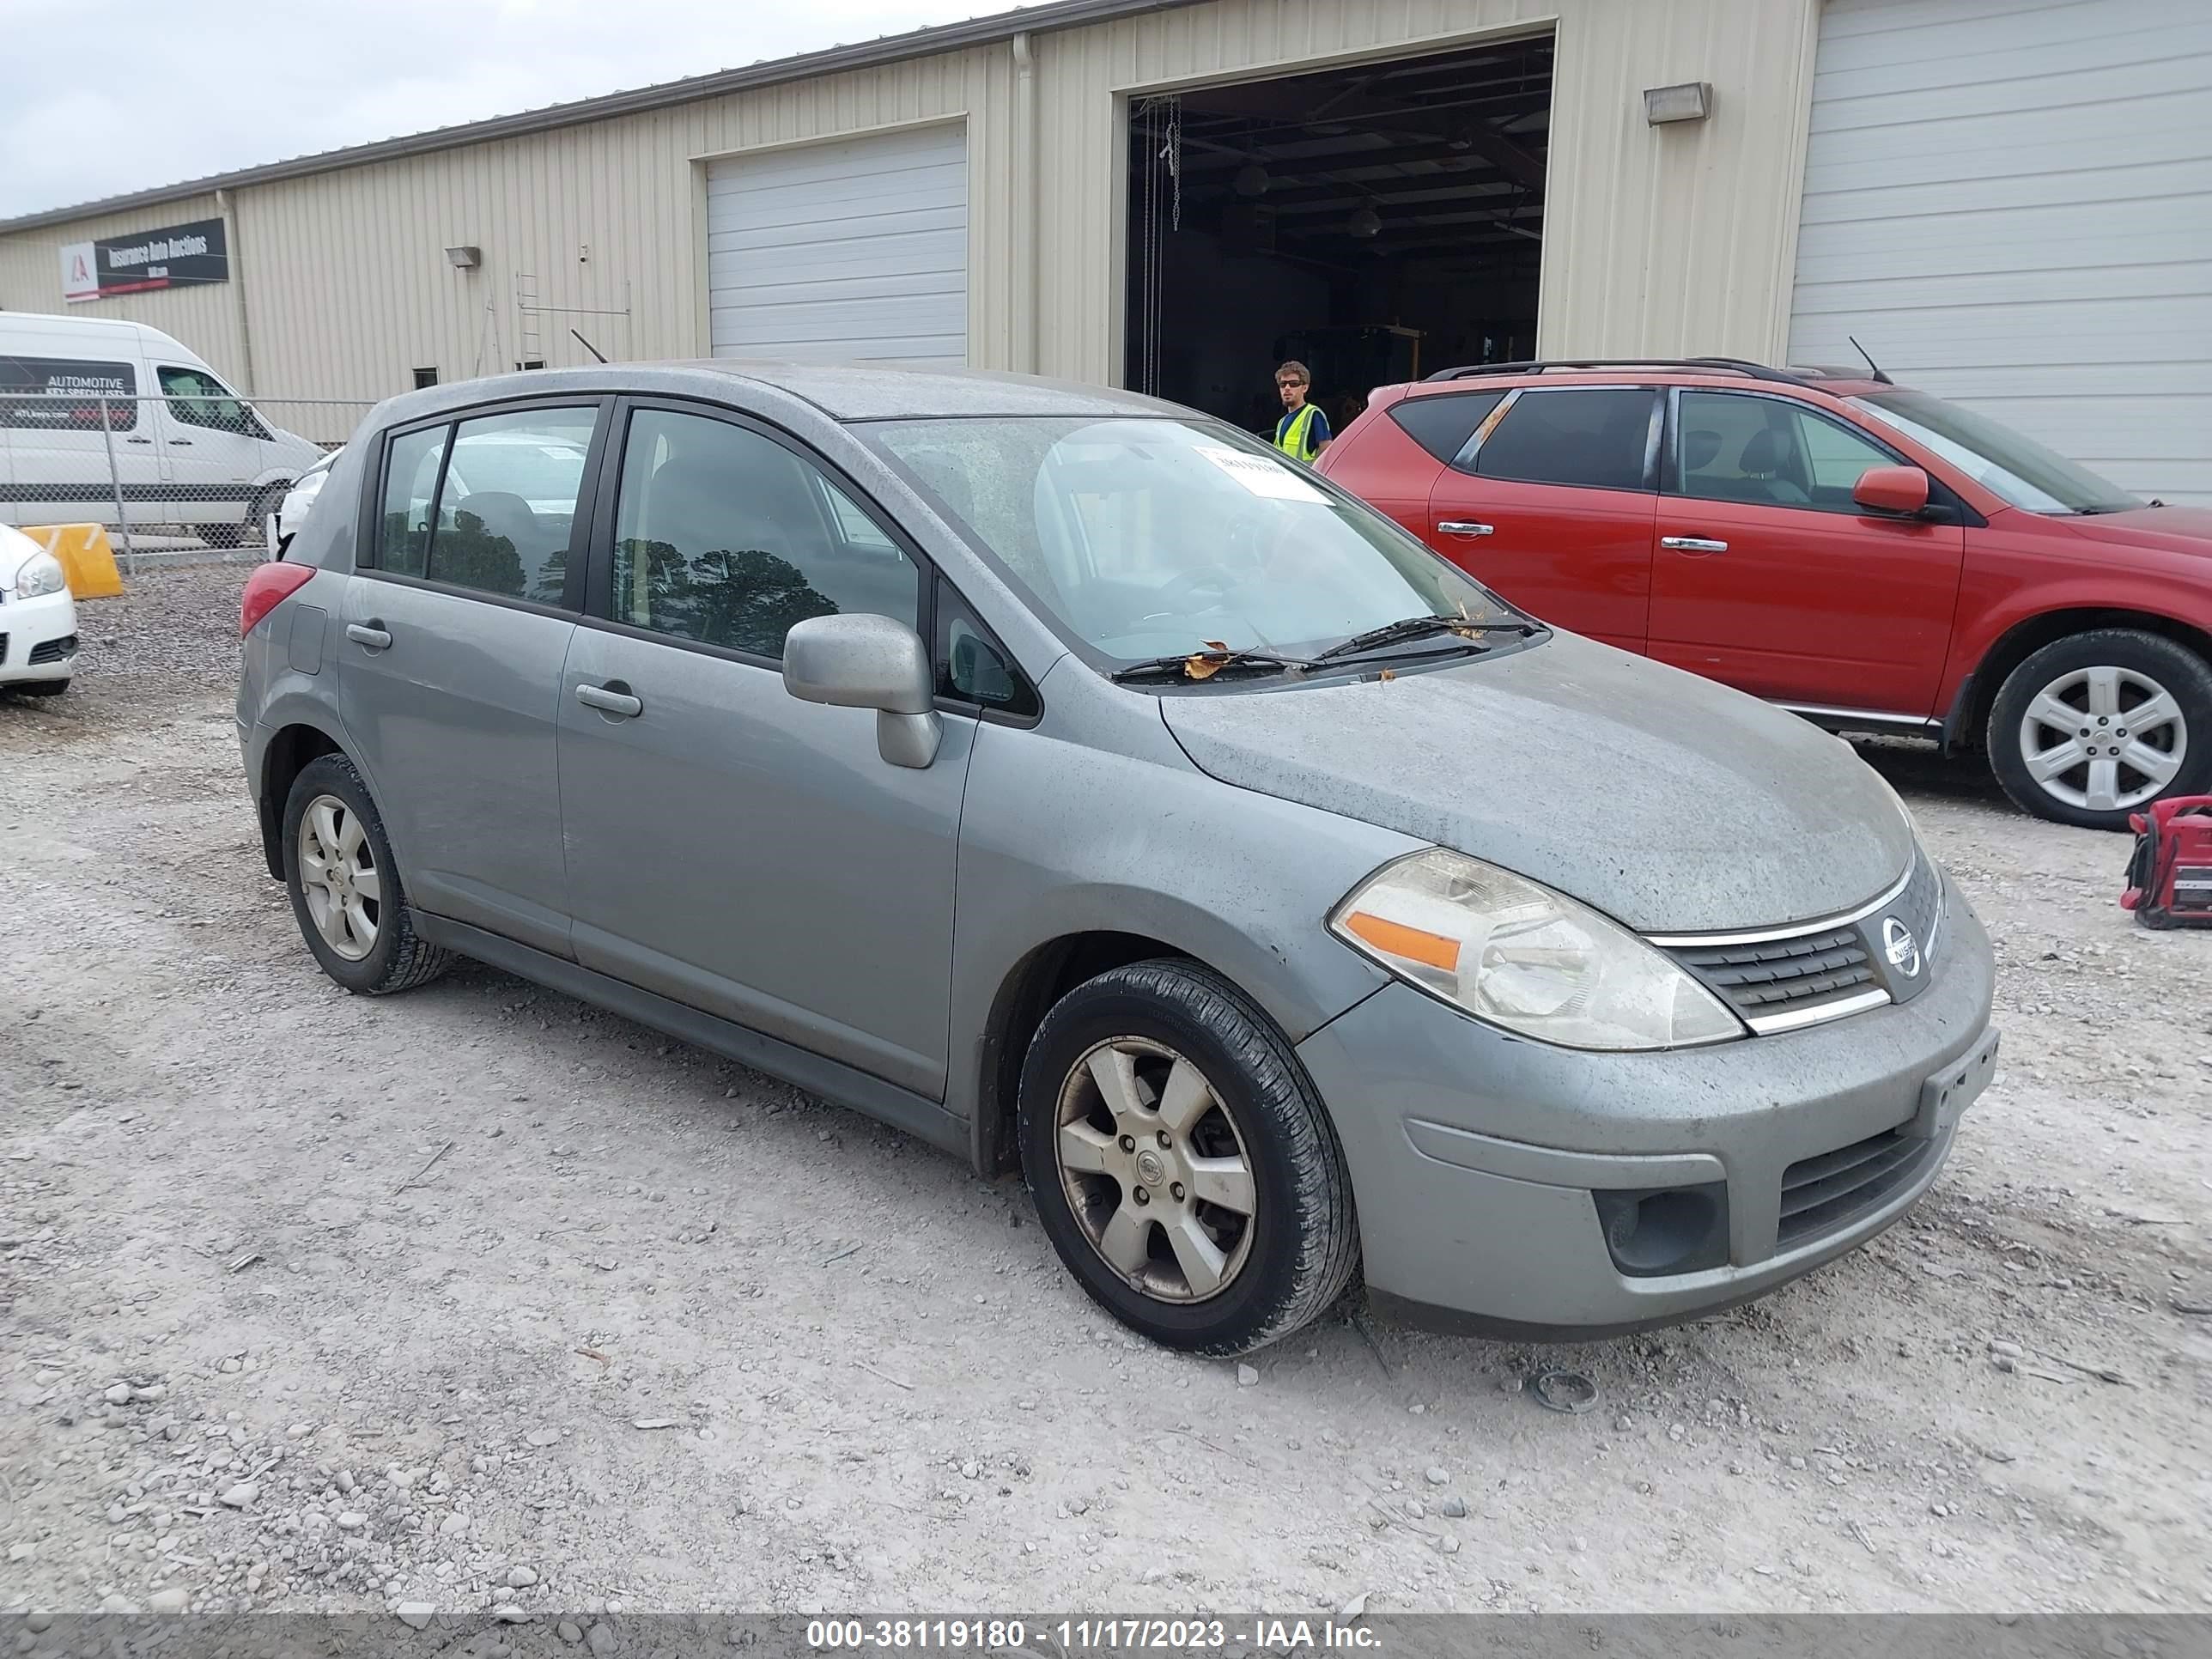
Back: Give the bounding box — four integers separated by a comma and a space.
153, 364, 270, 530
335, 402, 603, 957
1424, 386, 1660, 653
1648, 389, 1966, 718
556, 402, 969, 1098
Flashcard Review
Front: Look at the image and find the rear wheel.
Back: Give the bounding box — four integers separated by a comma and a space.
1988, 629, 2212, 830
281, 753, 453, 994
200, 521, 243, 550
1018, 959, 1358, 1355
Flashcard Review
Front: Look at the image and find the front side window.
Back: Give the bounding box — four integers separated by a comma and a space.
610, 409, 920, 659
158, 365, 264, 438
377, 424, 447, 579
868, 416, 1528, 670
1470, 387, 1654, 491
1674, 391, 1898, 513
1851, 389, 2140, 514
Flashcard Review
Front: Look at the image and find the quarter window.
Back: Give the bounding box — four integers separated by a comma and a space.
377, 425, 447, 579
1674, 392, 1898, 513
1470, 388, 1654, 491
424, 408, 597, 604
610, 409, 920, 660
1389, 390, 1504, 464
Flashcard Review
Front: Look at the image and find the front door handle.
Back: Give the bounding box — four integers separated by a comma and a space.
1437, 520, 1494, 538
575, 680, 643, 719
345, 621, 392, 651
1661, 536, 1729, 554
125, 436, 153, 445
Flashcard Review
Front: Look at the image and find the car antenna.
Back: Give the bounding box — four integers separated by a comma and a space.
1848, 334, 1893, 385
569, 328, 609, 364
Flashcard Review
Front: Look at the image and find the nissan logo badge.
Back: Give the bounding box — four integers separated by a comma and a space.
1881, 917, 1922, 979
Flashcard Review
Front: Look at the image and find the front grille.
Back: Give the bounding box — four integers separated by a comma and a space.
1668, 926, 1877, 1024
0, 632, 8, 665
1778, 1128, 1936, 1247
27, 634, 76, 665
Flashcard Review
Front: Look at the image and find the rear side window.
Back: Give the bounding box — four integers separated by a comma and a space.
1473, 388, 1655, 491
378, 425, 447, 578
1388, 390, 1504, 464
0, 355, 138, 432
428, 408, 597, 604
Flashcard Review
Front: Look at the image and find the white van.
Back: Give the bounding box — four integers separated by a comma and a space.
0, 313, 322, 546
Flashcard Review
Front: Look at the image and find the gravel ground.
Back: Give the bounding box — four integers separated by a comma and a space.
3, 568, 2208, 1622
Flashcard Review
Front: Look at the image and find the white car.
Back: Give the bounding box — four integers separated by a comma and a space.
0, 525, 79, 696
266, 447, 342, 557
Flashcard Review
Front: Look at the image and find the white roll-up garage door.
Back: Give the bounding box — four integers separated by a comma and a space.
1788, 0, 2212, 503
706, 124, 968, 365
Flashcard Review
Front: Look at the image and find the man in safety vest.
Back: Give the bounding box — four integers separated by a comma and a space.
1271, 360, 1331, 462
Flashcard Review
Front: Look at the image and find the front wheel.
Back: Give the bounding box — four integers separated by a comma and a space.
1988, 629, 2212, 830
1018, 959, 1359, 1355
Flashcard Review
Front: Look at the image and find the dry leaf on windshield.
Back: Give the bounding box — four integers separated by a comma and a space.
1184, 655, 1223, 680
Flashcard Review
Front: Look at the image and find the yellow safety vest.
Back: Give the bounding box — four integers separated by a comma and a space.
1274, 403, 1322, 462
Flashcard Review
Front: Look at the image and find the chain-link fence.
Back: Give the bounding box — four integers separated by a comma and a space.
0, 392, 377, 556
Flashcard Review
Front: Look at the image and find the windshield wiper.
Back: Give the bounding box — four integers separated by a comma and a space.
1312, 614, 1538, 665
1109, 648, 1314, 684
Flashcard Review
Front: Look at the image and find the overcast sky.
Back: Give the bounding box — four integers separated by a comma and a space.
0, 0, 983, 219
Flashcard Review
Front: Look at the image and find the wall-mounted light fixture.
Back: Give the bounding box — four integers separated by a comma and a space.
1643, 82, 1712, 125
444, 245, 482, 269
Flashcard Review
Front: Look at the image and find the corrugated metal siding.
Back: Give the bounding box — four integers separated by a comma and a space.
1, 0, 1824, 402
0, 192, 246, 383
1789, 0, 2212, 504
707, 124, 969, 362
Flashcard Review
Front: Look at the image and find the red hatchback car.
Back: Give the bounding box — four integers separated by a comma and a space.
1317, 359, 2212, 830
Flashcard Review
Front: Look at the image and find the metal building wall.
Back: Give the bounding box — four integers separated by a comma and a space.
0, 191, 247, 383
0, 0, 1820, 404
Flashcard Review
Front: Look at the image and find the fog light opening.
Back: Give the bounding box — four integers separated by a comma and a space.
1592, 1182, 1729, 1277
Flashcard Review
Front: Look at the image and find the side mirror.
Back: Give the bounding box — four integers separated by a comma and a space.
1854, 465, 1931, 517
783, 613, 941, 769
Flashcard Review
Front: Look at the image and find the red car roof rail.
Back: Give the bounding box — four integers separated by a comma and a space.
1422, 357, 1810, 386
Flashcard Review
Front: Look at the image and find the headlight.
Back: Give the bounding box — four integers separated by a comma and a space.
13, 552, 67, 599
1329, 848, 1746, 1051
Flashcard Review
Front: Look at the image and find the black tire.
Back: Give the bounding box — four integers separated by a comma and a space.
1987, 629, 2212, 830
200, 521, 244, 550
6, 679, 70, 697
281, 752, 454, 994
1018, 959, 1359, 1355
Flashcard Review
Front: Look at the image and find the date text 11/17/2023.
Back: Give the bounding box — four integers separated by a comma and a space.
805, 1620, 1384, 1650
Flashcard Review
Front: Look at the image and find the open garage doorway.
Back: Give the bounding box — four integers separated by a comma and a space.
1125, 33, 1551, 441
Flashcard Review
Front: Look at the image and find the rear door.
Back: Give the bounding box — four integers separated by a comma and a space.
336, 399, 605, 957
1649, 388, 1966, 718
1424, 386, 1660, 652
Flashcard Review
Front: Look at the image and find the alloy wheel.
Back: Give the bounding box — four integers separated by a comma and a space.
297, 793, 381, 961
1053, 1036, 1257, 1304
2017, 664, 2185, 813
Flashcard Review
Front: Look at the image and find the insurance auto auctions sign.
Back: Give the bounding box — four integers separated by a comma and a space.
58, 216, 228, 302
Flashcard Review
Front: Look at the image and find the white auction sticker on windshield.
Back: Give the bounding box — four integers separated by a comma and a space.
1195, 445, 1328, 502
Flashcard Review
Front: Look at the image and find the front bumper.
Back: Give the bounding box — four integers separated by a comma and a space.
1297, 878, 1997, 1336
0, 586, 80, 684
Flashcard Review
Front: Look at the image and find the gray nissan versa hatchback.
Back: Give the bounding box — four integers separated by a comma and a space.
237, 362, 1998, 1354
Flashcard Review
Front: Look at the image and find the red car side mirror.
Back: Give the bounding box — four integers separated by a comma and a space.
1854, 465, 1931, 517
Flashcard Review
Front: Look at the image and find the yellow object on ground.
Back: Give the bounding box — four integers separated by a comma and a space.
20, 523, 125, 599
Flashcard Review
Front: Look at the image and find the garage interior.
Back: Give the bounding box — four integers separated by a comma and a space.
1125, 32, 1553, 437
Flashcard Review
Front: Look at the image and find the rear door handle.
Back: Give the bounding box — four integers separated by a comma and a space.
168, 439, 192, 447
345, 621, 392, 651
575, 681, 643, 719
1661, 536, 1729, 553
1437, 520, 1493, 538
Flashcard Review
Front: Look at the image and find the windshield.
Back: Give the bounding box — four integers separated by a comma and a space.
866, 416, 1527, 668
1850, 391, 2140, 514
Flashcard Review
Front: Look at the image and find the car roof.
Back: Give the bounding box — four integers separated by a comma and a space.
373, 360, 1182, 428
1399, 362, 1898, 400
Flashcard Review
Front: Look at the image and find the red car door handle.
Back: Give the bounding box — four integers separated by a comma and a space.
1437, 520, 1494, 538
1661, 536, 1729, 554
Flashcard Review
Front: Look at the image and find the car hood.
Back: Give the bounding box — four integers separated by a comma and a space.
2043, 504, 2212, 559
1159, 633, 1913, 933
